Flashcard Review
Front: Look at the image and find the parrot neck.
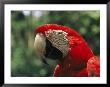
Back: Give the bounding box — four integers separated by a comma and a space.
57, 49, 89, 71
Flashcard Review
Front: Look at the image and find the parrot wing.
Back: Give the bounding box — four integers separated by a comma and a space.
87, 56, 100, 77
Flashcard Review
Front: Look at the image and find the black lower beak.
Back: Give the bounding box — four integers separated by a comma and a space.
42, 58, 49, 65
41, 58, 51, 76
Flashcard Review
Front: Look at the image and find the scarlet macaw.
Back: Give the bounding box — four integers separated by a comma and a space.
33, 24, 100, 77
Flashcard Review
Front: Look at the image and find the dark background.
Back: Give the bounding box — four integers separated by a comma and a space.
11, 11, 100, 77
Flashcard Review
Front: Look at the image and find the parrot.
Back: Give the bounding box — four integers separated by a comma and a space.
33, 24, 100, 77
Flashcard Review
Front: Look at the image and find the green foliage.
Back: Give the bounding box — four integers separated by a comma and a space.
11, 11, 100, 77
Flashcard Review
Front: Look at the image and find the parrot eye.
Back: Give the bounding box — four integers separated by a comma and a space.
58, 32, 62, 35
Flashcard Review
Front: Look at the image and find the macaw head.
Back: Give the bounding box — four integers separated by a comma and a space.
33, 24, 83, 64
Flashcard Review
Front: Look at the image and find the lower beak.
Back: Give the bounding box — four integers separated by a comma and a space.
41, 57, 51, 76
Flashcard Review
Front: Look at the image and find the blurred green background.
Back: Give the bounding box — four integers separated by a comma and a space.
11, 11, 100, 77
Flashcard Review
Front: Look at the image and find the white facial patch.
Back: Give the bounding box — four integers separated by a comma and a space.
34, 33, 46, 58
45, 29, 70, 57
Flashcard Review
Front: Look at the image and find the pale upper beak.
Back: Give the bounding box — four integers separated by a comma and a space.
34, 33, 46, 59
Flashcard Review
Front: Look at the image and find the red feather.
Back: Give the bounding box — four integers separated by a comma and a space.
87, 56, 100, 77
34, 24, 82, 37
